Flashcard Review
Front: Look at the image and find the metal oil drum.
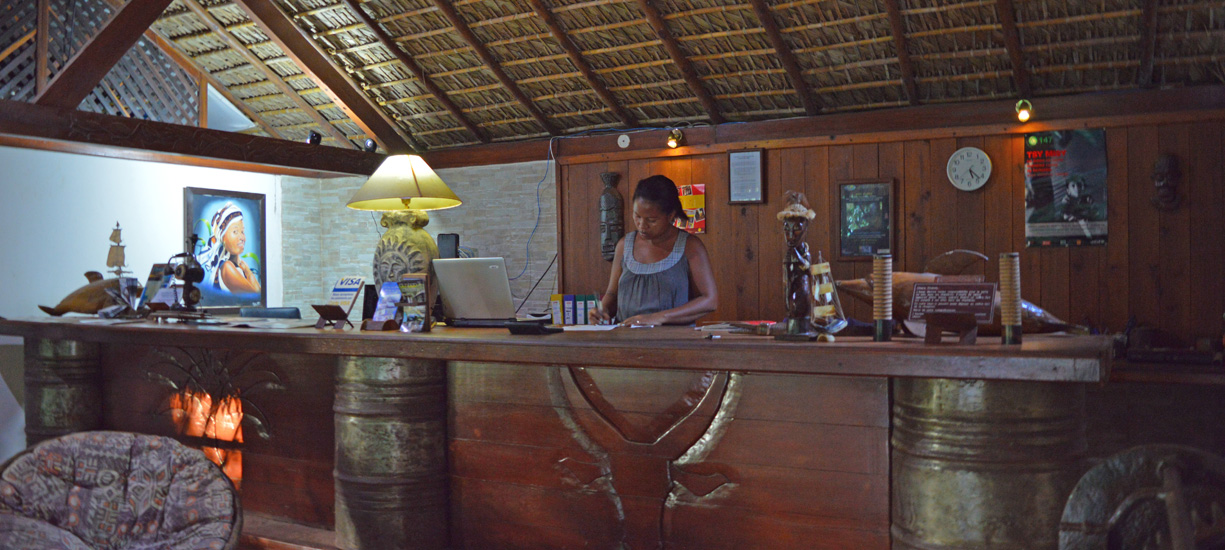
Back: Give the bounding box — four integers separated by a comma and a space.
334, 356, 448, 550
891, 378, 1086, 550
24, 339, 101, 445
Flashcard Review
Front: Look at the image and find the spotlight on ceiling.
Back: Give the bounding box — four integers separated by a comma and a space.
1015, 99, 1033, 123
363, 138, 377, 153
306, 130, 322, 145
666, 128, 683, 149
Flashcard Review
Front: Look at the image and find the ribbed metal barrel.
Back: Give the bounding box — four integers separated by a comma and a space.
334, 356, 448, 550
891, 378, 1086, 550
24, 339, 101, 445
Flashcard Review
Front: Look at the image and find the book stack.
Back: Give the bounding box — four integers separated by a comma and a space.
549, 294, 599, 325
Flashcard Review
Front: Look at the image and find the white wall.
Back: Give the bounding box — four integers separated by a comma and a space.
0, 145, 283, 326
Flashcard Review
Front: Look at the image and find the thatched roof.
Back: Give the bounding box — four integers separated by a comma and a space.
1, 0, 1222, 153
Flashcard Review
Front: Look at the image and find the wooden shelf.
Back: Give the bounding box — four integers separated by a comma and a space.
1111, 361, 1225, 385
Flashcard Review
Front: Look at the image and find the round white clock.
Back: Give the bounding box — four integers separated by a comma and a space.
946, 146, 992, 191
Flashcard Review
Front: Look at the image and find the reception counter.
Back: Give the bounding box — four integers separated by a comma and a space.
0, 317, 1114, 550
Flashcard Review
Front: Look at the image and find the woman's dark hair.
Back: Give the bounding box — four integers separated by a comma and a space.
633, 175, 688, 222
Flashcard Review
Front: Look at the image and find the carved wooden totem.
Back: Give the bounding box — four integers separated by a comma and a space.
598, 172, 624, 261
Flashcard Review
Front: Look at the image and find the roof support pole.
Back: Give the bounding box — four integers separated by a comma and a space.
995, 0, 1033, 98
746, 0, 820, 116
36, 0, 50, 96
1137, 0, 1159, 87
634, 0, 724, 124
883, 0, 920, 106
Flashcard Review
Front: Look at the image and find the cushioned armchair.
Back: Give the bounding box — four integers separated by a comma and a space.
0, 431, 241, 550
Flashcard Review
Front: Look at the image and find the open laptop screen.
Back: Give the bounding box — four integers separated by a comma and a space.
432, 257, 517, 326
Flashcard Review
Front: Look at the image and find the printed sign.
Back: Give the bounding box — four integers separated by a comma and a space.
908, 283, 998, 323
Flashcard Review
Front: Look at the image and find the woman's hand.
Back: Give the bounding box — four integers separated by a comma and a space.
621, 312, 667, 327
589, 307, 613, 325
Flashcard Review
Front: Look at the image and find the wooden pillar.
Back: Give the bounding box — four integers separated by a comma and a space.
891, 378, 1086, 549
333, 356, 448, 550
23, 339, 101, 445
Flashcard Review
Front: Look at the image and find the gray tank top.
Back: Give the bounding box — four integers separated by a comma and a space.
617, 231, 690, 322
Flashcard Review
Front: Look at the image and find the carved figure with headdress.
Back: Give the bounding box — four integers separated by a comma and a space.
777, 191, 817, 332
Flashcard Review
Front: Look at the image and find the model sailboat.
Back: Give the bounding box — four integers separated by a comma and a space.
106, 222, 130, 277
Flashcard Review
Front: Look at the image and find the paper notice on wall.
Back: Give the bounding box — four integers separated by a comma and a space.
675, 183, 706, 234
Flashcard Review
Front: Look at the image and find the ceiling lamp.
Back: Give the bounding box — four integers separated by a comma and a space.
1015, 99, 1034, 122
666, 129, 683, 149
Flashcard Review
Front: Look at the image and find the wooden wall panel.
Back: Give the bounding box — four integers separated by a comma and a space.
449, 362, 890, 549
557, 117, 1225, 341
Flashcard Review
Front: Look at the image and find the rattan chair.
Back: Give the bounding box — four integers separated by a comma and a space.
0, 431, 242, 550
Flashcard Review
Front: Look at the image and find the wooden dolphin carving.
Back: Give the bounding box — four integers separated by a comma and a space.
38, 272, 120, 316
835, 250, 1085, 335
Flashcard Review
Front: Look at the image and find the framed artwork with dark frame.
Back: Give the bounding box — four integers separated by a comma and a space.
836, 179, 894, 260
184, 187, 267, 310
728, 149, 765, 203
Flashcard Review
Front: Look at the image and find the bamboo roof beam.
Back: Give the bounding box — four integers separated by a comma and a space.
35, 0, 176, 109
527, 0, 636, 127
995, 0, 1032, 98
1137, 0, 1159, 87
36, 0, 49, 96
430, 0, 559, 136
633, 0, 724, 124
233, 0, 416, 152
180, 0, 349, 145
340, 0, 489, 143
882, 0, 920, 106
746, 0, 819, 116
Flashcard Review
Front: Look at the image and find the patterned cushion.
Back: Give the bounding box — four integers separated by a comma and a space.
0, 431, 238, 550
0, 511, 92, 550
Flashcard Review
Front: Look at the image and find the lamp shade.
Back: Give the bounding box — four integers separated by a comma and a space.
346, 154, 462, 211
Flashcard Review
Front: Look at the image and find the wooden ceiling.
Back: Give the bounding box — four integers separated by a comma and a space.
1, 0, 1223, 155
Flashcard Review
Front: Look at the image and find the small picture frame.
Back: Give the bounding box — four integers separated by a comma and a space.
396, 272, 432, 333
728, 149, 765, 204
836, 179, 894, 260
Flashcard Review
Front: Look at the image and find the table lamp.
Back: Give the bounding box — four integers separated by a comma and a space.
347, 154, 462, 289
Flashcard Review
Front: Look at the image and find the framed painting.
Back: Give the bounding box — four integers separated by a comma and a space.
184, 187, 267, 310
836, 179, 894, 260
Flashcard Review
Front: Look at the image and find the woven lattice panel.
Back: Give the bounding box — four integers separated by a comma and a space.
0, 0, 39, 101
80, 36, 201, 125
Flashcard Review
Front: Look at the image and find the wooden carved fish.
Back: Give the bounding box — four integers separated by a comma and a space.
835, 250, 1086, 335
38, 272, 120, 316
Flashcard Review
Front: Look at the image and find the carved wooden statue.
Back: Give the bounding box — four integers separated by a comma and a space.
598, 172, 624, 261
777, 191, 817, 338
373, 210, 439, 289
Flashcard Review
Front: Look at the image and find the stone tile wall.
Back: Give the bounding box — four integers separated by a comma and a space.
279, 160, 558, 318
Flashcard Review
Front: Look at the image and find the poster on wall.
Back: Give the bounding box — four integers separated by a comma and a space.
838, 180, 893, 259
1024, 129, 1108, 247
185, 187, 267, 309
675, 183, 706, 234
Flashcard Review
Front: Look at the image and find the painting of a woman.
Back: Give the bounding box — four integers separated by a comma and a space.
186, 188, 265, 308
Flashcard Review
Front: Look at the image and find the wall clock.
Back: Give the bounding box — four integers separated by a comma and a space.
946, 147, 992, 191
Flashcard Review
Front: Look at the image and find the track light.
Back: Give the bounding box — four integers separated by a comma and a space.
363, 138, 377, 153
666, 128, 683, 149
1015, 99, 1033, 122
306, 130, 322, 145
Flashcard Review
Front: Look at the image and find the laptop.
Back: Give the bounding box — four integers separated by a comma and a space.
432, 257, 518, 327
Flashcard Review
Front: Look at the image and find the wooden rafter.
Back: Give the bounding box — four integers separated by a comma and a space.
234, 0, 415, 153
1136, 0, 1159, 87
36, 0, 49, 96
140, 29, 283, 138
633, 0, 724, 124
431, 0, 559, 136
340, 0, 490, 143
883, 0, 920, 106
995, 0, 1032, 98
35, 0, 176, 108
180, 0, 347, 145
745, 0, 819, 116
526, 0, 637, 128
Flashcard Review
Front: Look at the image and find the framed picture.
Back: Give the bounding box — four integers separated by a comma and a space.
728, 149, 765, 203
836, 179, 894, 260
184, 187, 267, 310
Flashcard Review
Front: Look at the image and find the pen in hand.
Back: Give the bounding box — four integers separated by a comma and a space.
594, 291, 610, 325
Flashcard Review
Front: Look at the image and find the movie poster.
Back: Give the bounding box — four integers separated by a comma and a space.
1024, 129, 1108, 247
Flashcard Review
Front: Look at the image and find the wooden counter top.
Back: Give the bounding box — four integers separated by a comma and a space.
0, 317, 1112, 382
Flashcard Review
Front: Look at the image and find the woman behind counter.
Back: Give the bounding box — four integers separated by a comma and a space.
590, 175, 718, 326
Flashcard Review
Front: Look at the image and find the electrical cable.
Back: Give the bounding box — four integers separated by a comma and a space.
514, 252, 558, 315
